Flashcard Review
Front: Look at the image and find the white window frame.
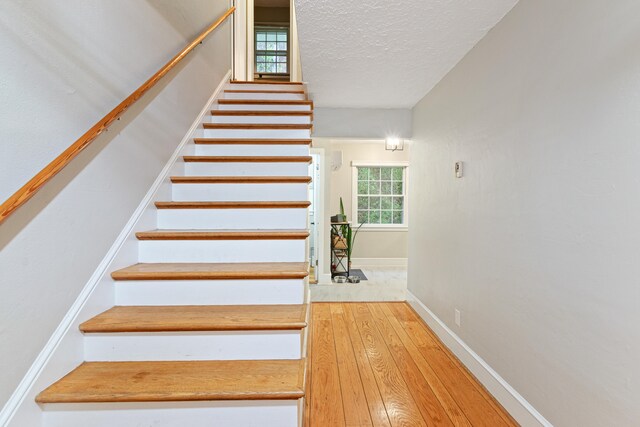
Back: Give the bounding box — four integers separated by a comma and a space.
255, 27, 289, 76
351, 161, 409, 231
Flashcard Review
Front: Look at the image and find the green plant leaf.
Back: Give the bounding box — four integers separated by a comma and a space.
393, 167, 403, 180
358, 196, 368, 209
381, 197, 392, 209
393, 197, 404, 209
358, 168, 368, 180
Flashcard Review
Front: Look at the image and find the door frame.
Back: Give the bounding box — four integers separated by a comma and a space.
235, 0, 300, 82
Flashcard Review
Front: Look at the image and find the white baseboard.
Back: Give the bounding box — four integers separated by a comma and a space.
350, 257, 408, 267
0, 71, 231, 427
406, 290, 552, 427
317, 273, 332, 285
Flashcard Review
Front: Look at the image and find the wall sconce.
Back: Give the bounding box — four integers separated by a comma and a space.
385, 137, 404, 151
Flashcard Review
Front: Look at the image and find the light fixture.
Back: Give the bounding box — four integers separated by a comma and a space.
385, 137, 404, 151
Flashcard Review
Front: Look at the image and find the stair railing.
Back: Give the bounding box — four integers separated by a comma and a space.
0, 6, 235, 225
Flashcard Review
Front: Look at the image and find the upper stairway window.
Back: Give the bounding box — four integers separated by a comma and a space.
255, 28, 288, 75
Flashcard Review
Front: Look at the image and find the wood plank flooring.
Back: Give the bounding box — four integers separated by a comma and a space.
306, 302, 518, 427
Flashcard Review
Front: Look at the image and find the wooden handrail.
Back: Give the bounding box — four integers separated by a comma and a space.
0, 6, 235, 225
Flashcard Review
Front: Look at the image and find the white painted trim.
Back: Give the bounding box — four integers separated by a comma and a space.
232, 0, 247, 81
289, 0, 302, 82
358, 227, 408, 232
318, 273, 333, 285
405, 290, 553, 427
0, 71, 231, 427
350, 258, 408, 267
350, 161, 410, 167
246, 0, 254, 81
310, 148, 325, 286
327, 138, 415, 146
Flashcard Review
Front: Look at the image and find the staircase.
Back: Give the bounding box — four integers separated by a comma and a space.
35, 81, 313, 426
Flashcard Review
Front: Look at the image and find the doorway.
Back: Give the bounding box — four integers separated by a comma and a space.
232, 0, 301, 82
254, 0, 290, 81
308, 152, 321, 284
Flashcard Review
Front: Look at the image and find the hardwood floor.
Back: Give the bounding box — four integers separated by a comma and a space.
306, 302, 518, 427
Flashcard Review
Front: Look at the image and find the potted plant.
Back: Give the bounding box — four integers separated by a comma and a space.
331, 196, 365, 269
333, 197, 347, 223
331, 197, 349, 248
345, 221, 364, 268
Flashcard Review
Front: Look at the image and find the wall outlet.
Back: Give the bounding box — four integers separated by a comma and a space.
455, 309, 461, 327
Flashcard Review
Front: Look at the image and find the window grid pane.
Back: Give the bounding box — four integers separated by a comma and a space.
356, 167, 405, 225
255, 29, 288, 74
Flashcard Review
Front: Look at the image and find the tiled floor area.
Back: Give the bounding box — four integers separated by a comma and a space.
310, 265, 407, 301
305, 302, 517, 427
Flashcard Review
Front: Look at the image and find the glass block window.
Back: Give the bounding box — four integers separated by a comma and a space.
355, 166, 406, 226
255, 28, 288, 74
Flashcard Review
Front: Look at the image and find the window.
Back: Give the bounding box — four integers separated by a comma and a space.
255, 28, 288, 74
353, 163, 408, 228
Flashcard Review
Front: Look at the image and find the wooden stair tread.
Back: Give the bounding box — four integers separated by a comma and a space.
170, 176, 311, 184
211, 110, 312, 116
194, 138, 311, 145
230, 80, 303, 85
224, 90, 305, 94
36, 359, 305, 403
218, 99, 313, 106
136, 229, 310, 240
111, 262, 309, 280
203, 123, 311, 130
183, 155, 312, 163
154, 201, 311, 209
80, 304, 307, 332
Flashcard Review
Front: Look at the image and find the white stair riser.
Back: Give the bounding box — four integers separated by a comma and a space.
157, 208, 308, 229
217, 103, 311, 111
172, 183, 309, 201
209, 115, 311, 124
42, 401, 299, 427
194, 144, 309, 156
84, 331, 302, 361
223, 92, 306, 101
138, 240, 306, 263
185, 162, 309, 176
115, 280, 306, 306
227, 83, 304, 91
203, 129, 310, 139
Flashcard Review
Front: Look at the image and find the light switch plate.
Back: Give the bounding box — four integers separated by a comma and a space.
455, 161, 463, 178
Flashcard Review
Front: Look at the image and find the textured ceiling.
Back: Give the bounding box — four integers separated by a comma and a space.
294, 0, 518, 108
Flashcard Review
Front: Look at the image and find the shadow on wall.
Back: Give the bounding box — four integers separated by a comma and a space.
0, 0, 229, 250
0, 2, 127, 115
0, 64, 187, 253
146, 0, 231, 66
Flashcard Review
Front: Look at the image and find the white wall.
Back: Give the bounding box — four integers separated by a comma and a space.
0, 0, 230, 410
312, 108, 412, 138
409, 0, 640, 425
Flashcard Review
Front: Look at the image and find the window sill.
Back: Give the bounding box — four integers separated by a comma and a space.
358, 226, 408, 232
